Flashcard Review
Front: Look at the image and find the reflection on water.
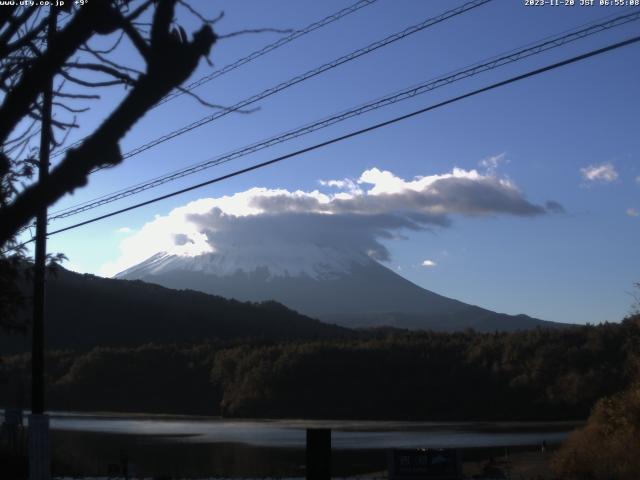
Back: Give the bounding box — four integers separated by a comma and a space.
49, 412, 576, 449
42, 412, 579, 477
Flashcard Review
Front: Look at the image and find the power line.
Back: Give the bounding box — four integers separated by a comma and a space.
61, 0, 493, 171
157, 0, 380, 107
48, 10, 640, 221
5, 33, 638, 256
51, 0, 380, 158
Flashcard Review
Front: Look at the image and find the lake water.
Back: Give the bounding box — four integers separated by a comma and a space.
30, 412, 579, 477
47, 411, 576, 449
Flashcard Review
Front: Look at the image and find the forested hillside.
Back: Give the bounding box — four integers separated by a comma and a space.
211, 318, 639, 420
1, 317, 638, 420
0, 268, 349, 354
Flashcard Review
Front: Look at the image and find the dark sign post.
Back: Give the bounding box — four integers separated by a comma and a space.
389, 449, 463, 480
306, 428, 331, 480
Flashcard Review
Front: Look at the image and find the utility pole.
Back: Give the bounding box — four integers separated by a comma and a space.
29, 6, 57, 480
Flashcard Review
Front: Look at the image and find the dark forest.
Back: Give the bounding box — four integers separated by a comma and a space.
2, 316, 638, 421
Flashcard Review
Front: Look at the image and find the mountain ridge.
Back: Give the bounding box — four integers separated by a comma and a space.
0, 267, 350, 354
117, 250, 565, 331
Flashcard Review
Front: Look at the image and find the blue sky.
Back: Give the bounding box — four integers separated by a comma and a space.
32, 0, 640, 325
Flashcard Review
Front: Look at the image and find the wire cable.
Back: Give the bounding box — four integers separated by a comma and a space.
52, 0, 494, 168
5, 33, 638, 256
51, 0, 380, 158
158, 0, 380, 107
47, 9, 640, 221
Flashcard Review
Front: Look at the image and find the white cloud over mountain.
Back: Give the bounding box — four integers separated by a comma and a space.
100, 167, 558, 277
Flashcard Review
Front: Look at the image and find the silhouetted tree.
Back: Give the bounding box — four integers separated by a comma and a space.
0, 0, 220, 329
630, 282, 640, 316
0, 0, 218, 244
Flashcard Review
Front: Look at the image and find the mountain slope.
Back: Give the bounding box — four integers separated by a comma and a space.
0, 268, 349, 354
117, 251, 564, 331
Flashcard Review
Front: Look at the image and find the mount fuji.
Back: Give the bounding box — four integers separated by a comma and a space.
116, 246, 562, 332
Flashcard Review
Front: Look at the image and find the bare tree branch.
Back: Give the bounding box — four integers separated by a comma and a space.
0, 1, 115, 144
175, 84, 259, 113
0, 0, 217, 245
64, 61, 137, 85
82, 30, 125, 55
59, 68, 127, 88
52, 102, 90, 114
54, 91, 101, 100
118, 13, 152, 61
0, 6, 18, 34
0, 10, 47, 58
178, 1, 224, 26
0, 6, 38, 57
52, 119, 75, 149
2, 117, 39, 147
126, 0, 156, 22
80, 44, 143, 75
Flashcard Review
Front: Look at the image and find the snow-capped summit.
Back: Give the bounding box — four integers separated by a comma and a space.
116, 248, 558, 332
117, 242, 373, 281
